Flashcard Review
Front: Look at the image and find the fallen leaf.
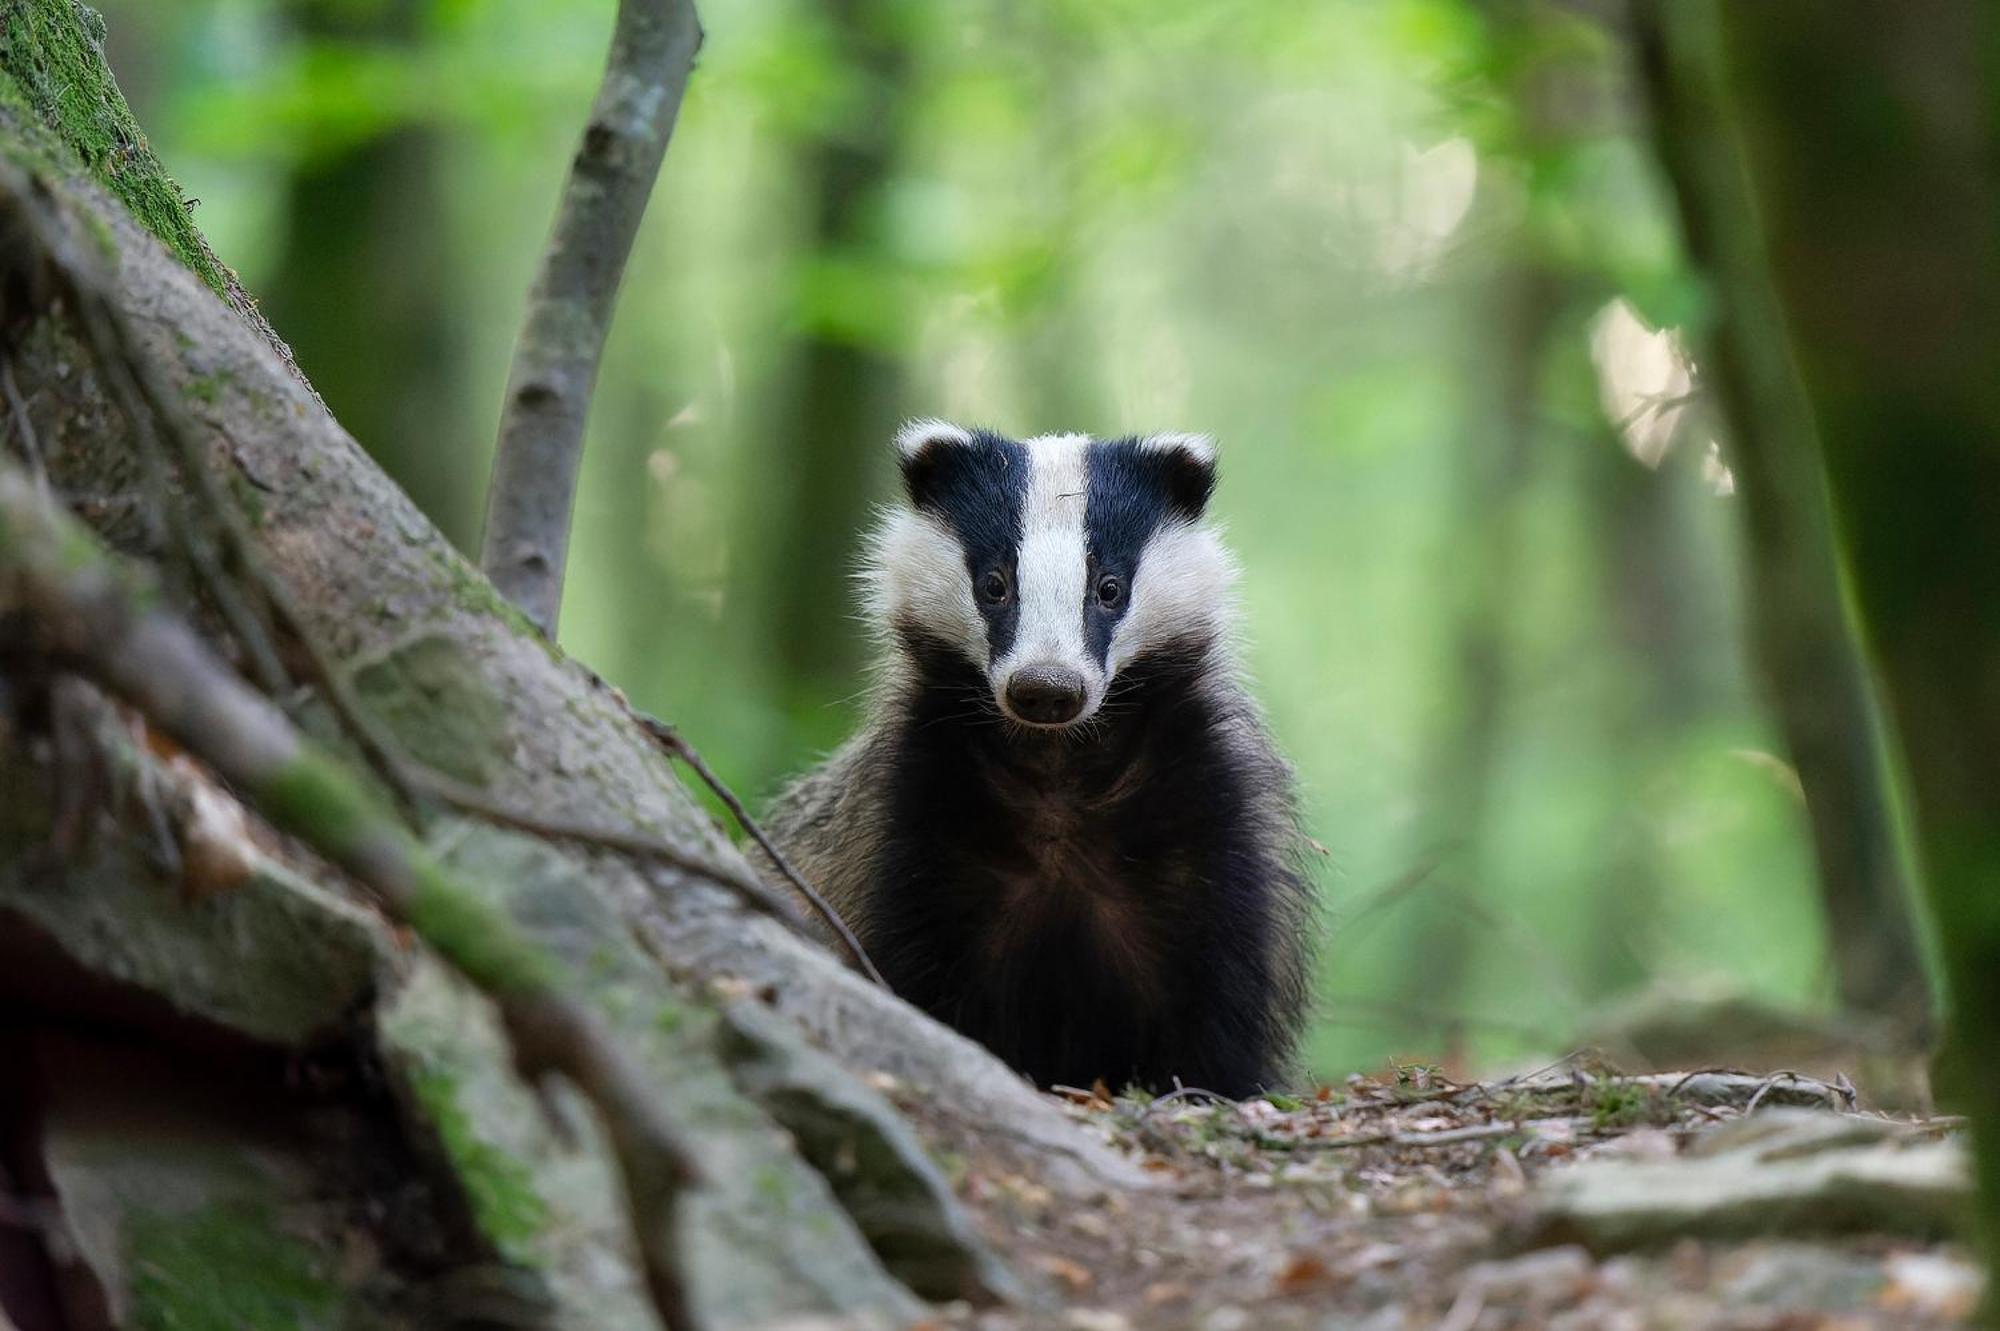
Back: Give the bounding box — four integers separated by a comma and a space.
1034, 1253, 1094, 1293
178, 774, 259, 899
1274, 1252, 1333, 1294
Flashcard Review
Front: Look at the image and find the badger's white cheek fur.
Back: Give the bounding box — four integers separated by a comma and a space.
1108, 521, 1237, 678
866, 509, 988, 667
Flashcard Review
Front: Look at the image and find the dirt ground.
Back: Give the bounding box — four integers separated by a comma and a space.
900, 1058, 1980, 1331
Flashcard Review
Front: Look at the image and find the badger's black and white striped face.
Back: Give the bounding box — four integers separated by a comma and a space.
869, 421, 1236, 729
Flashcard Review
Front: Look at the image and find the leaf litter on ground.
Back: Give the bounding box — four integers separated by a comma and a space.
911, 1053, 1980, 1330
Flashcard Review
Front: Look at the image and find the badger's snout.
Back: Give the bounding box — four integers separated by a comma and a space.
1003, 663, 1088, 726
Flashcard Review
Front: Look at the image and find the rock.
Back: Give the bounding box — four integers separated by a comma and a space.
717, 1000, 1024, 1308
1880, 1251, 1984, 1320
376, 954, 658, 1331
0, 718, 387, 1047
1520, 1113, 1970, 1252
39, 1041, 408, 1331
1717, 1242, 1887, 1310
396, 824, 932, 1329
1684, 1106, 1922, 1161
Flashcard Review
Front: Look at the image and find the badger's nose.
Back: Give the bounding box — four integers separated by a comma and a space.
1005, 664, 1087, 725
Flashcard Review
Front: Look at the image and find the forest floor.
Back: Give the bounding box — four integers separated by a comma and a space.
892, 1058, 1978, 1331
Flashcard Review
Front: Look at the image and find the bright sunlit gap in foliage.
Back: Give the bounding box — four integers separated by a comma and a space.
1374, 137, 1479, 280
1588, 297, 1733, 495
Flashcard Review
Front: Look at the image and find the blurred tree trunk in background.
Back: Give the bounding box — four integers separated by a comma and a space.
1629, 0, 1932, 1047
756, 0, 908, 740
1396, 257, 1560, 1051
1652, 0, 2000, 1261
1577, 414, 1710, 998
262, 0, 472, 548
1397, 1, 1602, 1039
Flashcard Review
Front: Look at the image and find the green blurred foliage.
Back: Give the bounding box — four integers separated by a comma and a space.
101, 0, 1827, 1078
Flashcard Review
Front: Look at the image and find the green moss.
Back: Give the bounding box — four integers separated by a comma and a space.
258, 748, 562, 992
753, 1164, 794, 1205
258, 752, 385, 862
408, 1063, 549, 1263
181, 368, 227, 405
406, 861, 563, 995
1586, 1079, 1659, 1131
226, 465, 267, 526
128, 1201, 340, 1331
0, 0, 227, 293
427, 546, 563, 663
352, 634, 511, 787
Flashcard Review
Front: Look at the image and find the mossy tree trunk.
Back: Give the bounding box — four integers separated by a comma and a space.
1655, 0, 2000, 1282
752, 0, 909, 756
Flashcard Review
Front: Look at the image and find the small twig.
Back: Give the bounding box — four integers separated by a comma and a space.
407, 765, 819, 938
479, 0, 703, 635
635, 712, 886, 988
1744, 1069, 1806, 1115
1663, 1065, 1751, 1100
1, 357, 48, 500
1143, 1083, 1237, 1118
1251, 1120, 1532, 1153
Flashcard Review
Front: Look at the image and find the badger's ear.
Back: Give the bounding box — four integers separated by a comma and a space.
1137, 433, 1218, 519
894, 419, 975, 509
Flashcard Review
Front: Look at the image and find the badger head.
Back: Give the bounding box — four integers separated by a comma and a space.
867, 421, 1236, 730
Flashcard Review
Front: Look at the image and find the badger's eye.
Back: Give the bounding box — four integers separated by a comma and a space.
1095, 574, 1124, 608
978, 569, 1010, 604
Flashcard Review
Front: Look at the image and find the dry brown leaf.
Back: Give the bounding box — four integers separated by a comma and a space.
1274, 1252, 1333, 1294
1033, 1253, 1095, 1293
177, 768, 259, 898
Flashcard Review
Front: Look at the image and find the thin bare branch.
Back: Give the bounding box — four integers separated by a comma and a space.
636, 710, 888, 988
479, 0, 703, 636
1252, 1120, 1533, 1152
406, 763, 821, 936
1, 357, 47, 499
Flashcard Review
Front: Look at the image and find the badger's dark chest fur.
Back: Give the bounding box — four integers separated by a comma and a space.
865, 645, 1296, 1095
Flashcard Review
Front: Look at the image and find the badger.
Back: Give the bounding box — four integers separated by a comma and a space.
767, 421, 1316, 1097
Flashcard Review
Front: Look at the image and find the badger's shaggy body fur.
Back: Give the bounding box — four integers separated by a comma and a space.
767, 424, 1315, 1096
